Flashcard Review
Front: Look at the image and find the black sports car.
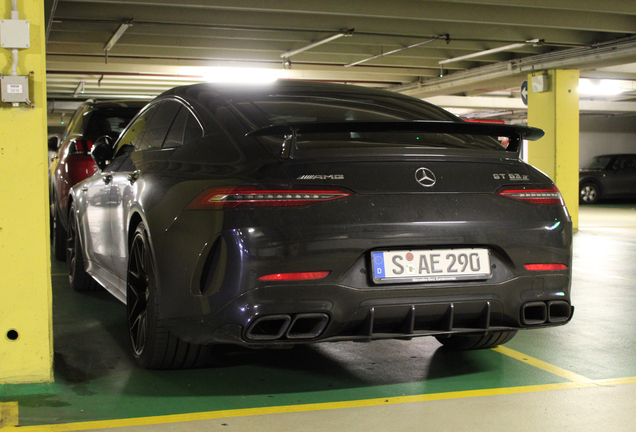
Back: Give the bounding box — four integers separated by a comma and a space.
67, 81, 573, 369
579, 154, 636, 204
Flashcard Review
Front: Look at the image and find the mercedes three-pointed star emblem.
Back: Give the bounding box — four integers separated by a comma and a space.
415, 167, 436, 187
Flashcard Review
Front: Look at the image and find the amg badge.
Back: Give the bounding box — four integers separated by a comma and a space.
297, 174, 344, 180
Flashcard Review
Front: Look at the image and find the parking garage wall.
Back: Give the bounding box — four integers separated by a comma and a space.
580, 115, 636, 167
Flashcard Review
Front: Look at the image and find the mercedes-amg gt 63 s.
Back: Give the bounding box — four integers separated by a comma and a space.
66, 81, 573, 369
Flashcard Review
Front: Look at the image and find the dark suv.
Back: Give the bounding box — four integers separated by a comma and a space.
579, 154, 636, 204
50, 100, 145, 260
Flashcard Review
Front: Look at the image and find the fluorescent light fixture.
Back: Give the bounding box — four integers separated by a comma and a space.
439, 39, 541, 65
73, 80, 85, 97
199, 67, 288, 83
281, 29, 354, 59
104, 22, 132, 52
345, 35, 447, 68
578, 79, 624, 95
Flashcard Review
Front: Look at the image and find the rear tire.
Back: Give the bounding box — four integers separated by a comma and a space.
67, 204, 100, 292
127, 223, 210, 369
435, 330, 517, 350
53, 208, 67, 261
579, 182, 600, 204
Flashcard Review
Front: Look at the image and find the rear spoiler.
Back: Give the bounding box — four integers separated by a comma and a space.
246, 120, 544, 158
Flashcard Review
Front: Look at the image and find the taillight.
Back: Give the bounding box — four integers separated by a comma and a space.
259, 271, 330, 281
186, 186, 351, 209
524, 264, 568, 271
496, 184, 564, 205
70, 139, 94, 155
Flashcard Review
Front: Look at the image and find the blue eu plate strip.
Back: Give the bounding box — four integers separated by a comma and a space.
372, 252, 386, 278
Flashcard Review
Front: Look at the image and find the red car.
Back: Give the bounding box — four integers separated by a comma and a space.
50, 100, 145, 260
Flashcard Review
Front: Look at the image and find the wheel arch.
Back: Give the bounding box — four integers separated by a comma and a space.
128, 211, 144, 251
579, 177, 604, 195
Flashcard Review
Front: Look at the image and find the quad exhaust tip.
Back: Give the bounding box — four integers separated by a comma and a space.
521, 300, 571, 325
246, 313, 329, 341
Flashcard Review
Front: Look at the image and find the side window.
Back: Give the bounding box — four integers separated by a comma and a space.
184, 114, 203, 144
162, 107, 188, 148
136, 101, 181, 150
163, 106, 203, 148
61, 106, 87, 143
617, 157, 631, 170
115, 104, 158, 156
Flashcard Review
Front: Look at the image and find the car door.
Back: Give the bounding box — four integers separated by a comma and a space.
77, 167, 115, 273
605, 156, 636, 196
108, 100, 183, 278
627, 156, 636, 195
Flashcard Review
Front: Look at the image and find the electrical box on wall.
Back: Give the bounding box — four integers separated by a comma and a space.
1, 19, 30, 49
532, 75, 550, 93
1, 75, 29, 103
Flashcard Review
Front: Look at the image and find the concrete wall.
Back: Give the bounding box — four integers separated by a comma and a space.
580, 115, 636, 168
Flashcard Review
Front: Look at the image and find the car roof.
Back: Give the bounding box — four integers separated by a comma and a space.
81, 99, 148, 110
157, 81, 441, 105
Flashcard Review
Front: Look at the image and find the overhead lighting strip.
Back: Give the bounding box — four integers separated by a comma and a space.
103, 21, 133, 63
345, 34, 449, 68
281, 29, 354, 59
439, 39, 542, 65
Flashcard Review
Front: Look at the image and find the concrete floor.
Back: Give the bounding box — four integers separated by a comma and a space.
1, 203, 636, 431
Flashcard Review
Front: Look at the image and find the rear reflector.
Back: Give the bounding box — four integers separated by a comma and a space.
496, 184, 564, 205
186, 187, 350, 209
259, 271, 330, 281
524, 264, 568, 271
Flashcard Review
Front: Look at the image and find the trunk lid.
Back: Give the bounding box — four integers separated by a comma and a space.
282, 157, 533, 194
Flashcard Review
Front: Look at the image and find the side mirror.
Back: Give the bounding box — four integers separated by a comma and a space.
47, 136, 59, 151
91, 135, 114, 171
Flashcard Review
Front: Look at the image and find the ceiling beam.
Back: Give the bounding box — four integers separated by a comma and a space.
57, 0, 636, 35
394, 36, 636, 97
52, 3, 625, 47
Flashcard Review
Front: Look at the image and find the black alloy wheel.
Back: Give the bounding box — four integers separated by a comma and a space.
579, 183, 600, 204
66, 204, 99, 291
126, 223, 210, 369
127, 226, 150, 359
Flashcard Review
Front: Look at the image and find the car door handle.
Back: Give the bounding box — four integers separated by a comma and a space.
81, 185, 88, 192
127, 170, 140, 184
103, 175, 112, 185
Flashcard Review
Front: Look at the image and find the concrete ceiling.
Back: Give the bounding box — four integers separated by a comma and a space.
43, 0, 636, 122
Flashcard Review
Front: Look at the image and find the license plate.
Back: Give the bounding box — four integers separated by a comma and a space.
371, 248, 491, 284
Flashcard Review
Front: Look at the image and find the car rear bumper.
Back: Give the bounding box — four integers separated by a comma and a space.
163, 274, 573, 346
150, 192, 573, 346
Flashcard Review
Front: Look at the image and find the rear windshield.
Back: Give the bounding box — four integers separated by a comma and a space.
231, 94, 507, 154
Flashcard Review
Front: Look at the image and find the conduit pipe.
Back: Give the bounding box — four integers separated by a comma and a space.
394, 36, 636, 97
10, 0, 18, 76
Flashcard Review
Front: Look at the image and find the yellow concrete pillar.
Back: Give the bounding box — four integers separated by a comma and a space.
527, 69, 580, 230
0, 0, 53, 383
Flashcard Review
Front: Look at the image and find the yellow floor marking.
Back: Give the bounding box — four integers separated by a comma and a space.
0, 402, 18, 428
492, 346, 594, 383
13, 379, 636, 431
597, 376, 636, 386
